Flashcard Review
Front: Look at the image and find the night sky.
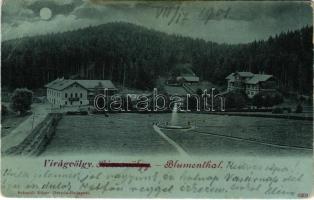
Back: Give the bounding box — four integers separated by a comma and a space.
2, 0, 313, 44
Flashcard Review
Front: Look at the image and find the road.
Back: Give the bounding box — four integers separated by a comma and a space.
40, 113, 312, 157
1, 103, 50, 153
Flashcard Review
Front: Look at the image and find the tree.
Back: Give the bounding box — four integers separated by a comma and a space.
225, 91, 247, 109
10, 88, 33, 115
273, 93, 284, 105
1, 104, 8, 117
252, 93, 263, 108
252, 92, 283, 108
1, 23, 312, 95
196, 88, 203, 96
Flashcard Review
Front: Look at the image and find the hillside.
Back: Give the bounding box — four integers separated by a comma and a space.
1, 22, 313, 94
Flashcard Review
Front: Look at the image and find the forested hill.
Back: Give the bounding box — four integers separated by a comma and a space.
2, 22, 313, 94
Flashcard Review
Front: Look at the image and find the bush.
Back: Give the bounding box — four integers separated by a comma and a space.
252, 92, 283, 108
10, 88, 33, 115
225, 91, 247, 109
196, 88, 203, 96
283, 107, 292, 113
252, 93, 264, 108
273, 93, 284, 105
272, 107, 283, 114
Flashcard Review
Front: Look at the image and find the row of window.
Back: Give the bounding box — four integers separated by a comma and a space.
48, 89, 61, 98
48, 97, 61, 105
48, 97, 83, 105
48, 89, 84, 99
229, 82, 258, 89
247, 91, 256, 96
65, 101, 83, 105
247, 84, 258, 89
65, 93, 83, 98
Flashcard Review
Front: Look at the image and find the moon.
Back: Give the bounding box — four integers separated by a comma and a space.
40, 7, 52, 20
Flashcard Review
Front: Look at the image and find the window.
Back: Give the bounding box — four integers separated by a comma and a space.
70, 101, 73, 105
71, 93, 73, 98
65, 93, 68, 98
75, 93, 77, 98
80, 101, 82, 105
65, 101, 67, 105
80, 93, 82, 98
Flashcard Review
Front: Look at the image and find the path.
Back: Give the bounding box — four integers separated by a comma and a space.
153, 124, 189, 157
1, 103, 50, 153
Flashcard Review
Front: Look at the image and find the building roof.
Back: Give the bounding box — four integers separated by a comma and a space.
45, 79, 116, 91
226, 72, 254, 80
215, 90, 230, 96
246, 74, 273, 84
225, 73, 235, 80
45, 79, 82, 91
226, 72, 274, 84
236, 72, 254, 77
76, 80, 116, 90
179, 76, 200, 82
44, 78, 64, 88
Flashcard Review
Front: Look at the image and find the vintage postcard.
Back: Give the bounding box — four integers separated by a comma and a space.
1, 0, 313, 198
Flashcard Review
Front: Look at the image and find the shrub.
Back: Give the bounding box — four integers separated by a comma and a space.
283, 107, 292, 113
225, 91, 247, 109
272, 107, 283, 114
252, 92, 283, 108
252, 93, 264, 108
196, 88, 203, 96
10, 88, 33, 115
273, 93, 284, 105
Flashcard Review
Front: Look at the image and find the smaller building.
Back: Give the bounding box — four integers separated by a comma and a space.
45, 78, 117, 107
167, 63, 200, 85
176, 75, 200, 84
226, 72, 277, 98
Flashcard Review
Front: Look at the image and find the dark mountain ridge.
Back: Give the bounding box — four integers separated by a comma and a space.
2, 22, 312, 94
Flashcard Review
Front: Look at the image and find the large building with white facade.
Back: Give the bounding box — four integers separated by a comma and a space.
226, 72, 277, 98
45, 78, 117, 107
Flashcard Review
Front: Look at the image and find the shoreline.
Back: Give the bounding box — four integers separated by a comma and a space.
89, 110, 313, 121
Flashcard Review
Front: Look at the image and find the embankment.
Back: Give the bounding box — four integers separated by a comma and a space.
4, 113, 62, 156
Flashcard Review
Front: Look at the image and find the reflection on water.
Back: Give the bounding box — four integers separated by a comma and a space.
170, 103, 179, 126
